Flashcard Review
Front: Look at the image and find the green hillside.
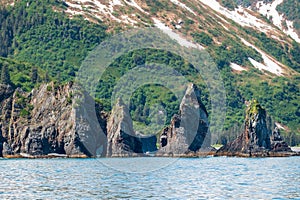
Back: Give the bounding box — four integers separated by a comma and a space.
0, 0, 299, 145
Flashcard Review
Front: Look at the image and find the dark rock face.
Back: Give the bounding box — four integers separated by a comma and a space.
0, 83, 107, 157
217, 100, 293, 156
106, 99, 143, 157
138, 133, 157, 153
157, 84, 210, 156
270, 127, 292, 152
219, 100, 270, 154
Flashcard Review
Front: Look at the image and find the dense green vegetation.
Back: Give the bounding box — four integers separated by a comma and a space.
95, 49, 206, 126
0, 0, 107, 82
0, 57, 47, 90
277, 0, 300, 32
0, 0, 299, 145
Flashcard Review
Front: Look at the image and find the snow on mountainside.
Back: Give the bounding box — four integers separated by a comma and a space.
169, 0, 196, 16
240, 38, 284, 76
61, 0, 299, 43
64, 0, 138, 25
153, 18, 204, 49
3, 0, 297, 76
202, 0, 300, 43
256, 0, 300, 43
57, 0, 298, 76
199, 0, 278, 34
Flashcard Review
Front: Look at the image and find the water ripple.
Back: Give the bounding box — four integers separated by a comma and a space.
0, 157, 299, 199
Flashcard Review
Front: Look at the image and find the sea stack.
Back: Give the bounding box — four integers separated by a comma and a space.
217, 100, 294, 157
157, 83, 211, 156
106, 98, 143, 157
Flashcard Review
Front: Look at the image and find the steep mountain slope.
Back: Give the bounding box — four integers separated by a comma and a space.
219, 0, 300, 42
59, 0, 300, 72
0, 0, 299, 144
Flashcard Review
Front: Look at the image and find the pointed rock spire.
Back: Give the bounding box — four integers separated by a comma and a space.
157, 83, 210, 156
106, 98, 142, 157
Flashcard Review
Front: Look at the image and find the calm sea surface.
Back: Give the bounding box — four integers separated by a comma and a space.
0, 157, 299, 199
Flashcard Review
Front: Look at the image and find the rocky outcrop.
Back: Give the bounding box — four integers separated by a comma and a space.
1, 83, 297, 158
0, 82, 107, 158
157, 83, 212, 156
106, 98, 143, 157
217, 100, 293, 157
270, 127, 291, 152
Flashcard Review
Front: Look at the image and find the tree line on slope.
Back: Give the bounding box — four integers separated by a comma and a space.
0, 0, 107, 82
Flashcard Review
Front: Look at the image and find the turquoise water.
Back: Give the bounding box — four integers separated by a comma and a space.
0, 157, 299, 199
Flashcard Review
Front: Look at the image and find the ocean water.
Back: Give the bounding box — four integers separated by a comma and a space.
0, 157, 299, 199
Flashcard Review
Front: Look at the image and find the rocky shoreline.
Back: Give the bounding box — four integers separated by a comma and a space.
2, 150, 299, 159
0, 83, 299, 158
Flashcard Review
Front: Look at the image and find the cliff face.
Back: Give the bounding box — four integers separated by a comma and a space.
217, 100, 292, 156
0, 83, 107, 157
157, 84, 211, 156
1, 83, 295, 158
106, 98, 143, 157
0, 83, 161, 158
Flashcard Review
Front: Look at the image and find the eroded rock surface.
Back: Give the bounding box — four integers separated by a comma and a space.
0, 83, 106, 157
157, 83, 211, 156
217, 100, 293, 157
106, 98, 143, 157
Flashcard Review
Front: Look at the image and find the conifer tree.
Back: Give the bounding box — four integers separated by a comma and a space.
45, 71, 50, 83
0, 62, 11, 85
31, 66, 38, 84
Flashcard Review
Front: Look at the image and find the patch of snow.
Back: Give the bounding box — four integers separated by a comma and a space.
111, 0, 123, 6
275, 122, 286, 130
175, 24, 182, 29
170, 0, 196, 16
230, 63, 246, 71
270, 35, 285, 43
121, 15, 138, 25
153, 18, 204, 49
218, 22, 229, 31
256, 0, 284, 29
256, 0, 300, 43
199, 0, 276, 34
92, 0, 111, 12
65, 0, 130, 23
124, 0, 149, 14
241, 38, 284, 76
65, 9, 86, 18
285, 20, 300, 43
215, 14, 230, 24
